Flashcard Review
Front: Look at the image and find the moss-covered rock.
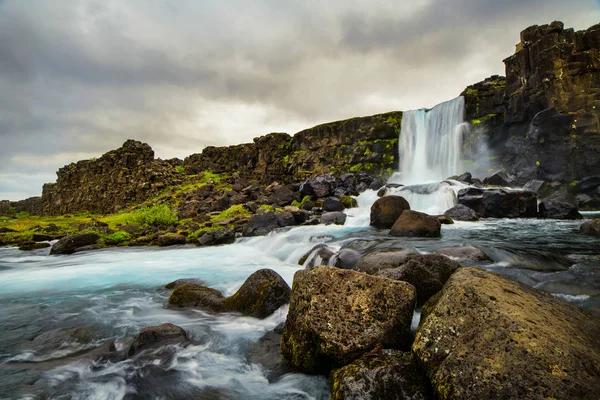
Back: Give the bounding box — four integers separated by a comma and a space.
413, 267, 600, 400
50, 233, 100, 255
168, 283, 226, 311
223, 269, 290, 318
330, 348, 430, 400
280, 266, 416, 374
370, 195, 411, 229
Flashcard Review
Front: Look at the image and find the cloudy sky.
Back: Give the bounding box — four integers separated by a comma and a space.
1, 0, 599, 200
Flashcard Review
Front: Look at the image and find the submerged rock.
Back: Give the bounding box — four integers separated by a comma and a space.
435, 246, 491, 264
331, 248, 363, 270
413, 267, 600, 400
298, 244, 336, 268
330, 348, 430, 400
580, 218, 600, 236
376, 254, 460, 305
443, 204, 479, 221
164, 278, 205, 290
168, 283, 226, 311
538, 200, 583, 220
50, 233, 100, 255
223, 269, 290, 318
370, 195, 411, 228
389, 210, 441, 237
127, 323, 189, 358
249, 329, 294, 381
280, 266, 416, 374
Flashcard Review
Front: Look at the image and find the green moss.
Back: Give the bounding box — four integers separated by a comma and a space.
536, 160, 541, 167
104, 204, 178, 227
364, 148, 372, 155
102, 230, 130, 244
213, 204, 251, 221
291, 195, 312, 209
339, 196, 358, 209
570, 180, 579, 187
175, 165, 185, 173
187, 225, 223, 241
471, 119, 482, 125
386, 116, 402, 135
259, 204, 276, 212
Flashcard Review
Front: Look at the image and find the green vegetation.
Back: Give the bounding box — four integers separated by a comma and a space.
291, 196, 312, 209
103, 230, 130, 244
570, 180, 579, 187
213, 204, 251, 221
386, 116, 402, 135
259, 204, 276, 212
536, 161, 541, 167
175, 165, 185, 173
105, 204, 179, 227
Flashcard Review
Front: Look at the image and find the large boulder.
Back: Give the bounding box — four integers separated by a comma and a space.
242, 211, 296, 236
127, 323, 189, 358
168, 283, 226, 312
413, 267, 600, 400
223, 269, 291, 318
50, 233, 100, 255
457, 187, 537, 218
443, 204, 479, 221
280, 266, 416, 374
354, 250, 410, 275
482, 170, 513, 187
376, 254, 460, 305
370, 196, 411, 228
580, 218, 600, 236
323, 197, 344, 212
538, 201, 583, 220
389, 210, 441, 238
330, 348, 430, 400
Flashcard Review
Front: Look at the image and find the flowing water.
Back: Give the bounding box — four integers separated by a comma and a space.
0, 199, 599, 399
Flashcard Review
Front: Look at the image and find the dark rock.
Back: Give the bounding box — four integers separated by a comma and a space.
457, 187, 537, 218
298, 244, 336, 268
19, 241, 50, 251
369, 178, 385, 191
267, 185, 294, 207
576, 193, 600, 210
0, 227, 17, 233
370, 196, 411, 228
164, 278, 205, 290
157, 234, 186, 246
331, 248, 362, 270
483, 170, 513, 187
223, 269, 291, 318
573, 175, 600, 194
443, 204, 480, 221
413, 267, 600, 400
437, 215, 454, 225
243, 211, 296, 236
299, 175, 337, 198
168, 283, 226, 311
539, 201, 583, 220
354, 250, 410, 275
31, 233, 53, 242
522, 179, 549, 194
127, 323, 189, 358
280, 266, 417, 374
456, 172, 472, 183
330, 348, 430, 400
435, 246, 491, 264
197, 230, 235, 246
376, 254, 460, 305
580, 218, 600, 236
286, 207, 311, 224
321, 211, 347, 225
339, 173, 356, 188
50, 233, 100, 255
248, 330, 294, 381
323, 197, 344, 212
390, 210, 441, 238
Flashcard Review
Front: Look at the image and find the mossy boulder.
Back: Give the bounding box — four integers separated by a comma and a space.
164, 278, 205, 290
280, 266, 416, 374
168, 283, 226, 312
223, 269, 291, 318
413, 267, 600, 400
330, 348, 430, 400
370, 195, 411, 228
127, 323, 189, 358
376, 254, 460, 306
389, 210, 441, 238
580, 218, 600, 236
50, 233, 100, 255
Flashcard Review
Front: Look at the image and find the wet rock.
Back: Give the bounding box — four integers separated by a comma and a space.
197, 230, 235, 246
580, 218, 600, 236
164, 278, 205, 290
354, 250, 410, 275
389, 210, 441, 238
321, 211, 347, 225
280, 266, 416, 374
243, 211, 296, 236
50, 233, 100, 255
168, 283, 226, 311
369, 178, 386, 191
127, 323, 189, 358
456, 172, 472, 184
32, 327, 96, 353
370, 195, 411, 228
538, 201, 583, 220
437, 215, 454, 225
285, 206, 311, 224
19, 241, 51, 251
435, 246, 491, 264
331, 248, 362, 270
31, 233, 54, 242
157, 234, 186, 246
457, 187, 537, 218
339, 195, 358, 209
248, 330, 294, 381
223, 269, 291, 318
323, 197, 344, 212
330, 348, 430, 400
413, 267, 600, 400
522, 179, 549, 194
483, 170, 513, 187
572, 175, 600, 194
376, 254, 460, 305
443, 204, 479, 221
298, 244, 336, 268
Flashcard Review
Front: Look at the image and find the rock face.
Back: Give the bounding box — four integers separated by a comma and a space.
49, 233, 100, 255
222, 269, 291, 318
580, 218, 600, 236
457, 187, 537, 218
41, 140, 183, 215
389, 210, 441, 237
370, 196, 411, 228
127, 323, 189, 358
413, 267, 600, 400
376, 254, 460, 305
443, 204, 479, 221
538, 200, 583, 219
330, 349, 430, 400
280, 266, 416, 374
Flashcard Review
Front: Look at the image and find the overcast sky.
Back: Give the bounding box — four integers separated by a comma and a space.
1, 0, 599, 200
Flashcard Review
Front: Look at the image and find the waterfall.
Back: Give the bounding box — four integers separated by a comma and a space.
395, 96, 467, 185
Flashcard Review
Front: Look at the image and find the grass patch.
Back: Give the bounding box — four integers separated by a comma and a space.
213, 204, 251, 221
102, 204, 178, 228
